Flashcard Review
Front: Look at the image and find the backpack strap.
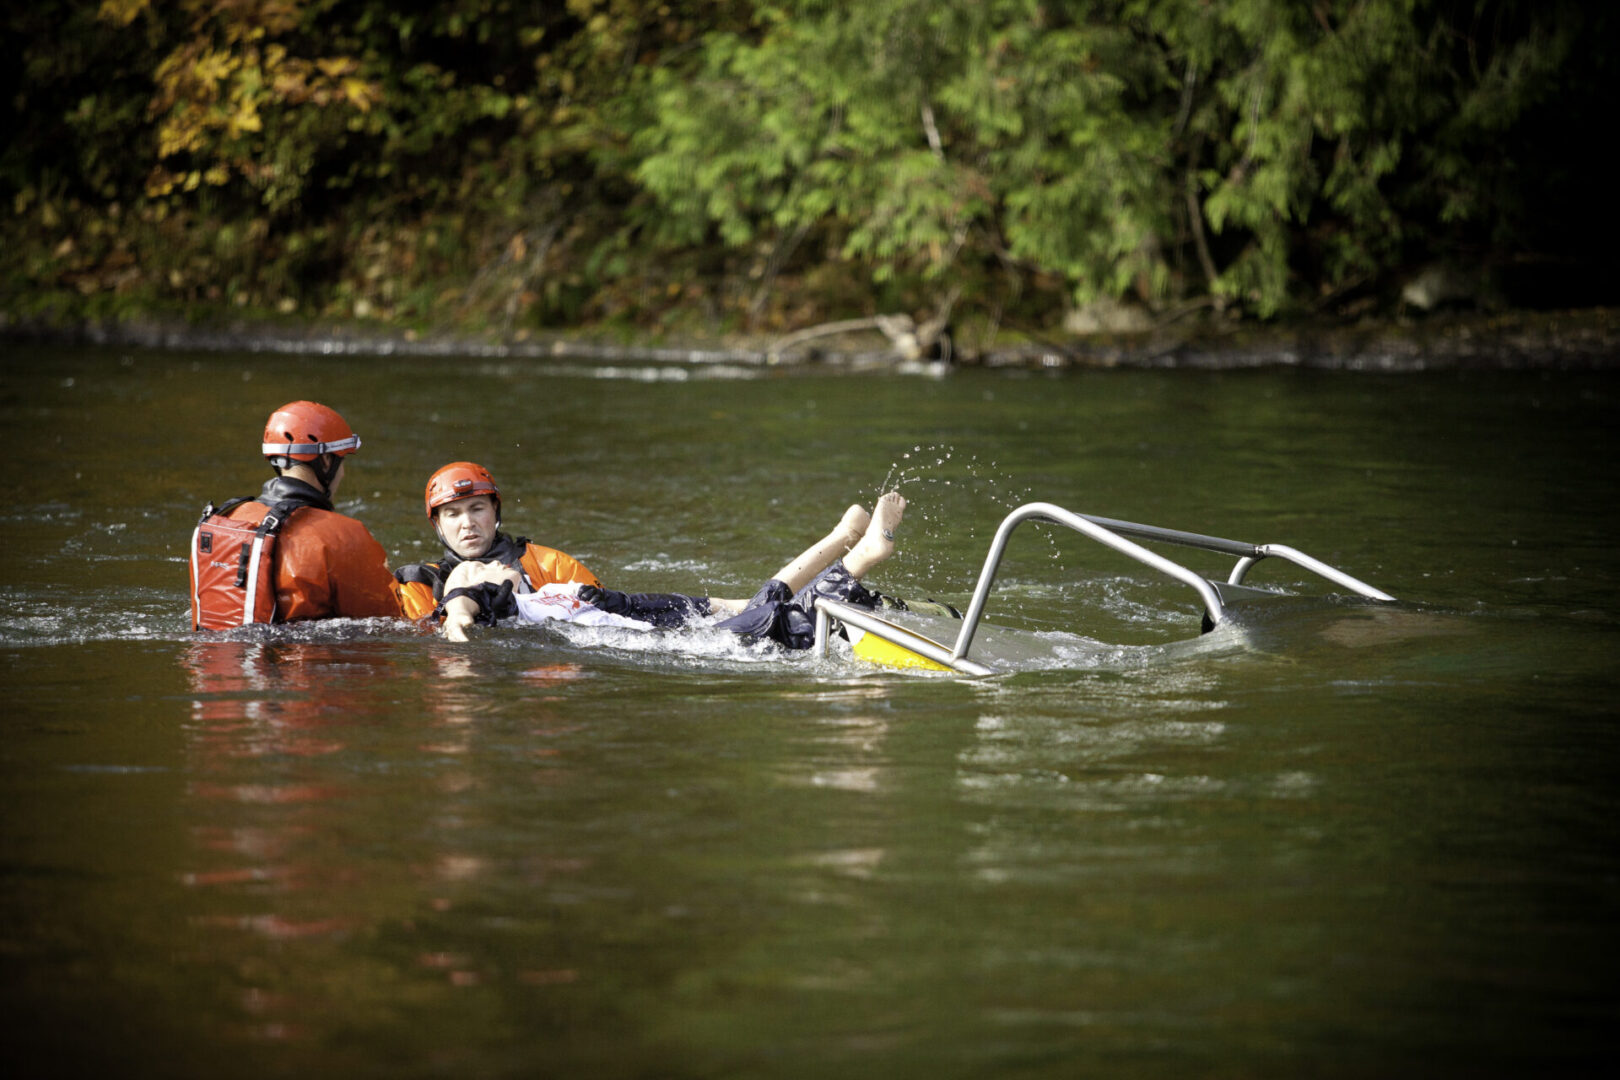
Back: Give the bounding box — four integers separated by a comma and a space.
235, 498, 302, 588
197, 496, 254, 525
394, 562, 445, 587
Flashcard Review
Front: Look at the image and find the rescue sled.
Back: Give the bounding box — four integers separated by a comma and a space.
812, 502, 1396, 676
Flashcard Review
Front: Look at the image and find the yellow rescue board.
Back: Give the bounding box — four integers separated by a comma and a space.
849, 626, 953, 672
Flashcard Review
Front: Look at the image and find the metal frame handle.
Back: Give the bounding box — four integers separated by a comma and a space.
951, 503, 1232, 662
812, 501, 1395, 675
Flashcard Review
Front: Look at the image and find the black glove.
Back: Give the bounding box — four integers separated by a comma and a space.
438, 579, 518, 626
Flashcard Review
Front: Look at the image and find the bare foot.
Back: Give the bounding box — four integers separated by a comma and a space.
835, 504, 871, 549
844, 491, 905, 578
871, 491, 905, 537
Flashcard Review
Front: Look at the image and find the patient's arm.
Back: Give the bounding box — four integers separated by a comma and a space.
440, 560, 526, 641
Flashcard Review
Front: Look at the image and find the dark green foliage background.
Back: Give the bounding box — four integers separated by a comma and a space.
3, 0, 1613, 337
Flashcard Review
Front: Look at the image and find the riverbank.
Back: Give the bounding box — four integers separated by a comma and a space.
4, 306, 1617, 372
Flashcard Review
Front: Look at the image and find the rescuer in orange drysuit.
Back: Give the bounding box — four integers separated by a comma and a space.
392, 462, 603, 622
188, 400, 402, 629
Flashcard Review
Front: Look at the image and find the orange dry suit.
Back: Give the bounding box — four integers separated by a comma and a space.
393, 531, 600, 621
193, 476, 402, 627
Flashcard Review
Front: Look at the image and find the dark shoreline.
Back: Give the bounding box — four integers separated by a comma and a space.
5, 307, 1617, 372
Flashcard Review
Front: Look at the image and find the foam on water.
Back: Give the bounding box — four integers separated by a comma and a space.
618, 555, 722, 576
0, 556, 1262, 677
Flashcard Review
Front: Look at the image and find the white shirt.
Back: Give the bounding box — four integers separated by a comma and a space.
509, 583, 652, 630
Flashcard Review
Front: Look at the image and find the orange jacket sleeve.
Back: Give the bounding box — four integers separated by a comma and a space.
396, 579, 440, 621
520, 543, 600, 589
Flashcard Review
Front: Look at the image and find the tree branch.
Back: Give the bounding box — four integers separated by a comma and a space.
920, 101, 945, 161
1184, 142, 1224, 312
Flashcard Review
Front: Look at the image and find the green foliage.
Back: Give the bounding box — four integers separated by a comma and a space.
632, 0, 1610, 321
1, 0, 1612, 332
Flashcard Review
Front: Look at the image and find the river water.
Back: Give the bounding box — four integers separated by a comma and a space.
2, 344, 1617, 1077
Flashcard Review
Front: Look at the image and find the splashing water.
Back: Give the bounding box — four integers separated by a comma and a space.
869, 444, 1070, 616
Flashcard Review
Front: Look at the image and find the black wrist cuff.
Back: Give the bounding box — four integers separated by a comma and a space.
437, 580, 518, 625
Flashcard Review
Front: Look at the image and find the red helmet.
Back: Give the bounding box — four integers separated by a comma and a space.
261, 401, 362, 462
425, 461, 501, 519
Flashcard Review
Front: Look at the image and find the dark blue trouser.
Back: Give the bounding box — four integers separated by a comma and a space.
713, 560, 876, 650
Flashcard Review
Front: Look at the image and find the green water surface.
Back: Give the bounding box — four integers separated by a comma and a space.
2, 346, 1617, 1077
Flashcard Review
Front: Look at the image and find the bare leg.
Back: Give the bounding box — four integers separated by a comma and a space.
843, 491, 905, 580
772, 503, 871, 595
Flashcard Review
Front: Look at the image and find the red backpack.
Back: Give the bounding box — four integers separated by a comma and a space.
188, 498, 298, 631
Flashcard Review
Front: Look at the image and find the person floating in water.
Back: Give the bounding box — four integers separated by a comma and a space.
189, 400, 403, 629
429, 482, 915, 649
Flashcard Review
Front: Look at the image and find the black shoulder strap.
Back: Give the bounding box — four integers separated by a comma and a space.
255, 498, 303, 535
394, 562, 445, 587
231, 499, 301, 589
198, 496, 254, 525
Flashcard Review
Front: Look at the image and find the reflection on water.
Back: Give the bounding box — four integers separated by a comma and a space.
3, 348, 1618, 1075
181, 641, 402, 1044
174, 639, 608, 1052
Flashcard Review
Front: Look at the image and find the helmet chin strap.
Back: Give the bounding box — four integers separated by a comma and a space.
310, 453, 341, 495
269, 454, 340, 499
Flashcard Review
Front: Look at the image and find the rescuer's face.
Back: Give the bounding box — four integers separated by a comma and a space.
438, 496, 498, 559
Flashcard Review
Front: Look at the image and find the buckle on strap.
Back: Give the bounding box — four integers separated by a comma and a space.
261, 434, 362, 456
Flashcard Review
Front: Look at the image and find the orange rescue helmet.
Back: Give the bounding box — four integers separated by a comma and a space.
425, 461, 501, 519
262, 400, 362, 463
